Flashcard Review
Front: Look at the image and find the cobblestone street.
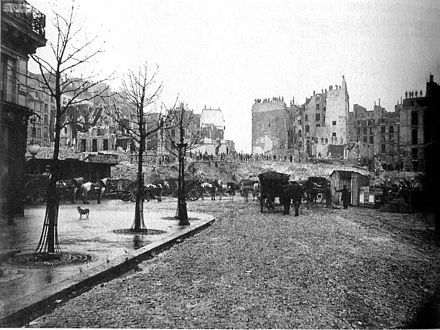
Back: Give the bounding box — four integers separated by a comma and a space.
27, 197, 440, 328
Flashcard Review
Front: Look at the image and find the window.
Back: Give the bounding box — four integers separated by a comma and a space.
298, 130, 302, 137
2, 55, 17, 103
305, 115, 308, 121
323, 107, 326, 111
363, 127, 367, 134
369, 128, 373, 134
411, 111, 418, 126
412, 148, 418, 159
64, 127, 67, 134
412, 129, 418, 145
369, 136, 374, 144
316, 113, 320, 121
37, 128, 42, 138
44, 114, 48, 125
305, 125, 309, 133
297, 119, 301, 125
103, 139, 108, 151
81, 139, 86, 152
43, 128, 49, 139
316, 104, 319, 110
381, 144, 386, 153
316, 123, 320, 128
332, 132, 336, 137
356, 128, 360, 135
381, 126, 385, 133
363, 136, 367, 143
389, 126, 394, 134
332, 121, 336, 126
92, 139, 98, 152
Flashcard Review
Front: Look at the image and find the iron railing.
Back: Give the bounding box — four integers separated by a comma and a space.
2, 0, 45, 38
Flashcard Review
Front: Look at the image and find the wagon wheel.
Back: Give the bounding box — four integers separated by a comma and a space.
126, 182, 141, 202
117, 190, 130, 201
25, 179, 47, 204
186, 189, 200, 201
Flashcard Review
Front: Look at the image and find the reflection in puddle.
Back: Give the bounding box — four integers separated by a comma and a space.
133, 235, 143, 249
45, 269, 53, 283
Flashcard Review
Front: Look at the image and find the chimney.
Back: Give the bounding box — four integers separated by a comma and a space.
313, 90, 315, 95
378, 98, 381, 106
430, 73, 434, 82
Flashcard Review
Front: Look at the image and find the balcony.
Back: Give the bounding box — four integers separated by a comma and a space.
2, 0, 45, 38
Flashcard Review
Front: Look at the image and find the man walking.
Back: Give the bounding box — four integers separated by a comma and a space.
335, 185, 350, 209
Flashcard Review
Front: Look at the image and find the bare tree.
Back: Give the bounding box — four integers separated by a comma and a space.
29, 4, 110, 253
163, 103, 202, 224
107, 62, 174, 231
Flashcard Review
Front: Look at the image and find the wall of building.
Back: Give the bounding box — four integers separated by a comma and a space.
348, 102, 400, 167
1, 0, 46, 219
251, 98, 289, 156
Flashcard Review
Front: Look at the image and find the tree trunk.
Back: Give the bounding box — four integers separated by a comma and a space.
132, 143, 146, 231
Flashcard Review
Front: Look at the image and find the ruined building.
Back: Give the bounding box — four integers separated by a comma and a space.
252, 76, 349, 159
398, 74, 440, 172
251, 96, 290, 158
347, 101, 400, 168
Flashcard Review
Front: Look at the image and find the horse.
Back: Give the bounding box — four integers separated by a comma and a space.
72, 177, 109, 204
145, 183, 162, 202
200, 182, 216, 200
280, 182, 305, 216
252, 182, 260, 201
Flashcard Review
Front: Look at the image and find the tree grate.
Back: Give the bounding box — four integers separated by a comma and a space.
161, 216, 200, 221
112, 228, 167, 235
7, 252, 94, 268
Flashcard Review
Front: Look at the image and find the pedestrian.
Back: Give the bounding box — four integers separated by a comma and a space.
335, 185, 350, 209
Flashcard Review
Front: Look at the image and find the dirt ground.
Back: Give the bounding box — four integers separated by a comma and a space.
28, 196, 440, 328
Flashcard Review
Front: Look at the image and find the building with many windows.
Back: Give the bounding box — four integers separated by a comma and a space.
252, 76, 349, 159
348, 102, 400, 168
398, 74, 440, 172
1, 0, 46, 219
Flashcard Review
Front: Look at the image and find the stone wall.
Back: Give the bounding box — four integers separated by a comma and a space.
251, 100, 289, 156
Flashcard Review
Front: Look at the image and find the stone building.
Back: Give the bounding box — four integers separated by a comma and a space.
1, 0, 46, 219
251, 97, 290, 158
252, 76, 349, 159
200, 106, 225, 140
26, 72, 52, 148
398, 74, 440, 172
348, 101, 400, 168
303, 76, 349, 158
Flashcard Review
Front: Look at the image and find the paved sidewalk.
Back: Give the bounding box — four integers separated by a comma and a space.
0, 199, 214, 326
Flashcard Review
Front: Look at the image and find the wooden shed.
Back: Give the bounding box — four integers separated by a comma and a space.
329, 170, 370, 206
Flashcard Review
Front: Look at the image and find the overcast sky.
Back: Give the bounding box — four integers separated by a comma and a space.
29, 0, 440, 152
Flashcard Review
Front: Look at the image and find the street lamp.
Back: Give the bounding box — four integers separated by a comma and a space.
176, 137, 189, 225
28, 114, 41, 158
174, 105, 190, 226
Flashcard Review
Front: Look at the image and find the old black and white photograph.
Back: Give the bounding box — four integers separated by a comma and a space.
1, 0, 440, 328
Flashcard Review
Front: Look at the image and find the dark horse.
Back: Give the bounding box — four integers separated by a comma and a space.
280, 182, 305, 216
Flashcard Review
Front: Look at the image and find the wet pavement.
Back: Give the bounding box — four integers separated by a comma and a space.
0, 198, 214, 326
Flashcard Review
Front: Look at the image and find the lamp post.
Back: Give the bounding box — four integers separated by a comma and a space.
28, 114, 41, 158
176, 139, 189, 225
175, 105, 190, 226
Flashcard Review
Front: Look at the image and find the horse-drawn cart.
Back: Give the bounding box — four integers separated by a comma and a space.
258, 171, 289, 212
